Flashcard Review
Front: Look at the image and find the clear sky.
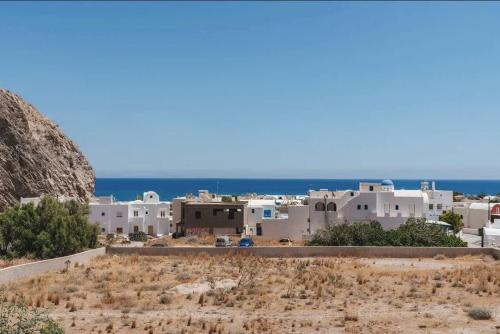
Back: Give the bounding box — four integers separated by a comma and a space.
1, 2, 499, 179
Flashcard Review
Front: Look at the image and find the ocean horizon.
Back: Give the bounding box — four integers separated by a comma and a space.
95, 178, 500, 201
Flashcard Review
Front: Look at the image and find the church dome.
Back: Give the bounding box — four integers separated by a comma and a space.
381, 179, 394, 186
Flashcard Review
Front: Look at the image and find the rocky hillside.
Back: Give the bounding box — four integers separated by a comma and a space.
0, 89, 95, 208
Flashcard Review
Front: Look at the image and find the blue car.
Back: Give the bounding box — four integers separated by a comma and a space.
238, 237, 254, 247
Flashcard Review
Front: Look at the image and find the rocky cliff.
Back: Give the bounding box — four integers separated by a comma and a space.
0, 89, 95, 208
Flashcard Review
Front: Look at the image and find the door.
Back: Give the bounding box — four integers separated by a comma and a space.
147, 225, 154, 235
134, 226, 139, 233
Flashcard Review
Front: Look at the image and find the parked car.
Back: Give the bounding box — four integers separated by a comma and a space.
172, 231, 185, 239
279, 238, 293, 246
238, 237, 254, 247
215, 235, 232, 247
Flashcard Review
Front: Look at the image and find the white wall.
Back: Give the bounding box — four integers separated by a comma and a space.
261, 205, 309, 241
89, 192, 171, 236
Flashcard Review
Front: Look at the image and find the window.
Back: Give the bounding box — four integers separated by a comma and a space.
133, 210, 139, 217
195, 211, 202, 219
160, 210, 166, 217
116, 227, 123, 234
429, 204, 434, 210
101, 212, 105, 217
357, 204, 361, 210
101, 228, 105, 232
251, 209, 255, 214
395, 205, 399, 210
364, 204, 368, 210
150, 195, 153, 199
263, 209, 272, 218
327, 202, 337, 211
315, 202, 325, 211
350, 192, 355, 197
437, 204, 443, 210
145, 210, 149, 215
228, 211, 235, 220
116, 211, 123, 218
213, 208, 223, 216
369, 186, 374, 191
134, 226, 139, 233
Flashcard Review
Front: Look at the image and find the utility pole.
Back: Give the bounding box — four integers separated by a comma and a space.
488, 196, 491, 224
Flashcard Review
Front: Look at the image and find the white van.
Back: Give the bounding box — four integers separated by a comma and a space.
215, 235, 232, 247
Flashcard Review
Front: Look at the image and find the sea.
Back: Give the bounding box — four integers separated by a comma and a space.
95, 178, 500, 201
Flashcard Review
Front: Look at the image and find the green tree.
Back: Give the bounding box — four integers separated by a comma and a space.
0, 197, 99, 259
439, 211, 463, 234
308, 221, 386, 246
307, 218, 467, 247
0, 208, 16, 256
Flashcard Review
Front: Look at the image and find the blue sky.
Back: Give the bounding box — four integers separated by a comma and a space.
1, 2, 499, 179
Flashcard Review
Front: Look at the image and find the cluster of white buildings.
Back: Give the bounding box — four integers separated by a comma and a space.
163, 180, 453, 240
258, 180, 453, 240
88, 191, 172, 236
22, 180, 500, 243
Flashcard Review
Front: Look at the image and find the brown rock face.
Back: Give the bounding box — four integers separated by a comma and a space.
0, 89, 95, 208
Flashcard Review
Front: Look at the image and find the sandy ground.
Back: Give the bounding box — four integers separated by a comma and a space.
2, 254, 500, 334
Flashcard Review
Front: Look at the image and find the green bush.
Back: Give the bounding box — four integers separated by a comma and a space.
129, 231, 148, 242
0, 298, 64, 333
307, 219, 467, 247
309, 221, 387, 246
0, 197, 99, 259
439, 211, 463, 233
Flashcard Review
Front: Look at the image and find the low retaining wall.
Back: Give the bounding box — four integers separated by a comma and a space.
463, 228, 480, 235
106, 246, 498, 259
0, 248, 106, 286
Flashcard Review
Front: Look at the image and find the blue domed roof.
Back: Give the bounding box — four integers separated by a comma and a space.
381, 179, 394, 186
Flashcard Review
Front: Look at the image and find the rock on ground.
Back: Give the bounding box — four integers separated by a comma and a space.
0, 88, 94, 208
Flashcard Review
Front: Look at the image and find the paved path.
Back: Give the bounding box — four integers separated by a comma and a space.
461, 233, 482, 248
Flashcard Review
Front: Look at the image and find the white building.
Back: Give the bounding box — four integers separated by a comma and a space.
89, 191, 171, 236
306, 180, 452, 231
260, 204, 310, 241
453, 202, 500, 229
259, 180, 453, 241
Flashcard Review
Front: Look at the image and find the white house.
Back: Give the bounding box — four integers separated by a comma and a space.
260, 205, 310, 241
245, 199, 276, 235
453, 202, 500, 229
89, 191, 171, 236
306, 180, 453, 231
259, 180, 453, 241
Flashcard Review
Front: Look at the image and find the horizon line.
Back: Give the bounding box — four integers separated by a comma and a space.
95, 177, 500, 181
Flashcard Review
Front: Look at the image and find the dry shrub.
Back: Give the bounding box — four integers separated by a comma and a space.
101, 291, 115, 305
159, 294, 172, 305
468, 308, 492, 320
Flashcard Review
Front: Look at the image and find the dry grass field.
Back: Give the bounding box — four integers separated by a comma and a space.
2, 254, 500, 334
